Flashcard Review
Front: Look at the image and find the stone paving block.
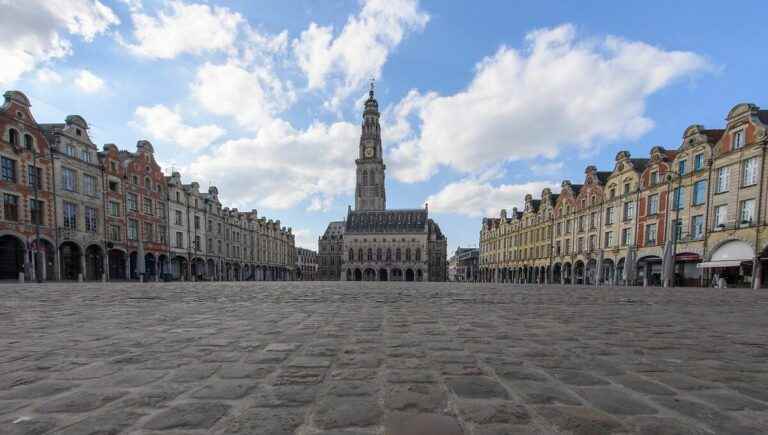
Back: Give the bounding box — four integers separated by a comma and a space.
626, 416, 715, 435
218, 363, 275, 379
143, 401, 230, 430
273, 367, 327, 385
610, 373, 677, 396
328, 368, 378, 381
264, 342, 301, 352
383, 412, 464, 435
494, 366, 550, 382
472, 423, 546, 435
223, 406, 307, 435
313, 396, 382, 429
287, 356, 333, 368
534, 405, 626, 435
0, 382, 77, 400
692, 389, 768, 411
0, 415, 59, 435
385, 369, 437, 384
384, 383, 448, 412
574, 387, 658, 416
325, 381, 378, 397
251, 384, 320, 407
549, 369, 610, 386
119, 383, 187, 408
54, 408, 146, 435
0, 373, 46, 390
191, 380, 258, 399
456, 399, 531, 425
649, 373, 719, 391
55, 363, 120, 380
36, 389, 126, 413
168, 364, 219, 383
105, 369, 167, 387
447, 376, 509, 399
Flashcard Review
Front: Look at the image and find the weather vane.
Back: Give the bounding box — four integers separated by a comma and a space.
369, 77, 375, 95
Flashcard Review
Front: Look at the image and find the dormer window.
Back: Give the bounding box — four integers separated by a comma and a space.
16, 111, 23, 119
23, 134, 33, 151
650, 171, 659, 186
110, 161, 117, 172
733, 130, 745, 149
75, 128, 82, 136
678, 160, 686, 175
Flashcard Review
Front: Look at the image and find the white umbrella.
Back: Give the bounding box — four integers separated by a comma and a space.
661, 240, 675, 287
624, 247, 636, 286
595, 250, 604, 286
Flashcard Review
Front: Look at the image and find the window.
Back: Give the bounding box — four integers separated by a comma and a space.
159, 225, 167, 244
125, 193, 138, 211
691, 215, 704, 240
740, 199, 755, 224
29, 199, 44, 224
2, 157, 17, 182
143, 197, 153, 215
159, 203, 166, 218
175, 210, 183, 225
623, 201, 635, 221
8, 128, 19, 146
565, 219, 572, 234
194, 215, 200, 229
217, 240, 222, 254
64, 143, 77, 157
589, 235, 596, 251
565, 238, 571, 254
714, 205, 727, 228
128, 219, 138, 240
109, 180, 119, 192
621, 228, 632, 246
645, 223, 657, 246
3, 194, 19, 221
648, 194, 659, 215
132, 175, 138, 185
605, 207, 615, 225
609, 188, 616, 199
83, 174, 97, 196
742, 157, 758, 186
109, 201, 120, 217
27, 165, 41, 188
144, 222, 154, 241
109, 224, 121, 241
396, 248, 402, 261
348, 248, 354, 261
604, 231, 613, 248
578, 216, 585, 232
194, 235, 201, 251
650, 171, 659, 185
376, 248, 382, 261
623, 182, 631, 194
678, 160, 686, 176
716, 167, 729, 193
733, 130, 745, 149
84, 207, 97, 232
367, 248, 373, 261
589, 212, 597, 229
207, 220, 212, 231
556, 222, 562, 236
386, 248, 392, 261
694, 153, 704, 171
175, 231, 184, 248
62, 167, 77, 192
175, 191, 180, 202
672, 187, 684, 210
672, 219, 683, 242
81, 149, 91, 163
110, 161, 117, 172
63, 202, 77, 229
693, 180, 707, 205
577, 237, 584, 253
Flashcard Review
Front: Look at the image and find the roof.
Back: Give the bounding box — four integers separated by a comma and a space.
530, 199, 541, 212
702, 129, 725, 143
596, 171, 612, 184
346, 209, 428, 233
629, 158, 650, 173
323, 221, 346, 238
570, 184, 583, 196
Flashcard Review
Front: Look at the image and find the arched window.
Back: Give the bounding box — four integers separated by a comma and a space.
23, 134, 33, 150
367, 248, 373, 261
396, 248, 401, 261
415, 248, 421, 261
376, 248, 382, 261
349, 248, 354, 261
362, 170, 368, 185
358, 248, 363, 262
8, 128, 19, 146
405, 248, 411, 261
386, 248, 392, 261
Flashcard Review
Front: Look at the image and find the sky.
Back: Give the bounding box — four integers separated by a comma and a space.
2, 0, 766, 253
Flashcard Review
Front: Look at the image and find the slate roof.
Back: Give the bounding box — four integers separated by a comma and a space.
346, 209, 428, 234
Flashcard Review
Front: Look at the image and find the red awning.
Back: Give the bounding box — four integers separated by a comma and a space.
675, 253, 701, 262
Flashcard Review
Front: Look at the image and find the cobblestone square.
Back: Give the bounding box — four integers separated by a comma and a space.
1, 282, 768, 434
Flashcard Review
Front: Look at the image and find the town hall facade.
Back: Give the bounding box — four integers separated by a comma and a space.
319, 85, 448, 281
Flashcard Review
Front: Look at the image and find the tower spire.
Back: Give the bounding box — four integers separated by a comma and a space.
369, 77, 375, 98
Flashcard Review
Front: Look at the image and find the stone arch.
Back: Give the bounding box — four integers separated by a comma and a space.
354, 268, 362, 281
60, 241, 83, 280
0, 234, 25, 280
84, 244, 104, 281
405, 268, 415, 281
379, 268, 388, 281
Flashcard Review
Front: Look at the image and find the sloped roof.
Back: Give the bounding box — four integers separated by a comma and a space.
346, 209, 427, 233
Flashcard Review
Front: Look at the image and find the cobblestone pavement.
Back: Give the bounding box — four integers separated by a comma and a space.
1, 282, 768, 434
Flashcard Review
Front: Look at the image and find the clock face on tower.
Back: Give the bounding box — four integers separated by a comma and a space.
364, 146, 374, 158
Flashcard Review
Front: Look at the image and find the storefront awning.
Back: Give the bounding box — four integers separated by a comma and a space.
697, 260, 746, 269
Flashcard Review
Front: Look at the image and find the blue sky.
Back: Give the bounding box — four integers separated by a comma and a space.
3, 0, 766, 253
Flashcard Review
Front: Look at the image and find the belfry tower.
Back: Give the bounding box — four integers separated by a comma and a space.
354, 80, 386, 211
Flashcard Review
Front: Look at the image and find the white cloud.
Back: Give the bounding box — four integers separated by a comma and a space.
184, 119, 359, 211
191, 61, 295, 129
36, 68, 63, 84
75, 69, 105, 93
426, 179, 559, 218
388, 24, 710, 182
133, 104, 225, 151
293, 229, 317, 250
293, 0, 429, 108
530, 161, 564, 175
122, 0, 243, 59
0, 0, 118, 85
